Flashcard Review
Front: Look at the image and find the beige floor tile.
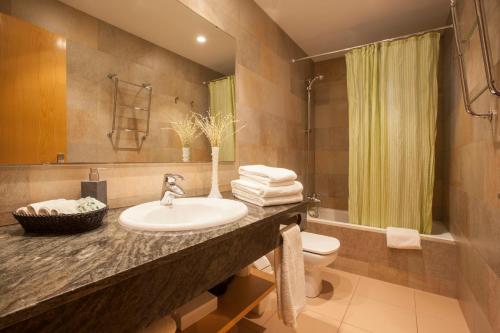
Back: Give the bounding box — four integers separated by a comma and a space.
306, 268, 360, 321
414, 290, 464, 320
246, 292, 277, 326
354, 276, 415, 310
338, 323, 372, 333
264, 310, 341, 333
344, 295, 417, 333
416, 312, 470, 333
229, 318, 266, 333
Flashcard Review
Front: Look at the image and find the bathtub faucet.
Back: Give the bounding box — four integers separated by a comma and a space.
307, 193, 321, 218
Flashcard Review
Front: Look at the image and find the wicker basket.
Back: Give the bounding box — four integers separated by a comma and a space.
12, 207, 108, 234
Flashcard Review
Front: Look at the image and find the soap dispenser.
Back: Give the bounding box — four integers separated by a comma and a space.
81, 168, 107, 204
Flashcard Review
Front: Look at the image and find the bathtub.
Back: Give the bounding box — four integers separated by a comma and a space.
306, 208, 458, 297
308, 208, 454, 243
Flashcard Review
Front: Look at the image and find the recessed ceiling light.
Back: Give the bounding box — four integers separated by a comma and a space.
196, 35, 207, 44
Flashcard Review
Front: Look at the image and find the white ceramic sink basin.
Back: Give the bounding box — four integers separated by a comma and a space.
119, 198, 248, 232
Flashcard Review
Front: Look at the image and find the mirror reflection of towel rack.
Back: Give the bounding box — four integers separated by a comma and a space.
106, 74, 153, 150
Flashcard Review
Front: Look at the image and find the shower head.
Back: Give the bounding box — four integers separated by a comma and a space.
306, 74, 325, 91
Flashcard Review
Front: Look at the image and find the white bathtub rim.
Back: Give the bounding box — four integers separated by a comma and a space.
308, 209, 455, 244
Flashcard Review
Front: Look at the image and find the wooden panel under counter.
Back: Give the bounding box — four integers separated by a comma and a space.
0, 12, 67, 164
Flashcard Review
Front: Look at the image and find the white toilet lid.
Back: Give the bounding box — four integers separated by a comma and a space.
301, 232, 340, 255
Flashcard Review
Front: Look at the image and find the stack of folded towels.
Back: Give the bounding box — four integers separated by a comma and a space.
231, 165, 303, 207
15, 197, 106, 216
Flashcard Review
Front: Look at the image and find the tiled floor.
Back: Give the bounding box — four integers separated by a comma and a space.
239, 267, 470, 333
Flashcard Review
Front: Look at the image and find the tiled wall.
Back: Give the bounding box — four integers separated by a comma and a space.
312, 53, 448, 221
313, 58, 349, 210
1, 0, 220, 163
0, 0, 312, 224
441, 0, 500, 331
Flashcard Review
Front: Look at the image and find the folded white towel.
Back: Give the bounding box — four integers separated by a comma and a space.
232, 189, 303, 207
240, 175, 295, 187
239, 165, 297, 183
275, 224, 305, 328
231, 179, 303, 198
386, 227, 422, 250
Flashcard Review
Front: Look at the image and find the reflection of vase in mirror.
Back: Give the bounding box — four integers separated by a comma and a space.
182, 147, 190, 163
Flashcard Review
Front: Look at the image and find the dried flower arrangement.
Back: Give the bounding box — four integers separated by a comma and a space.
169, 115, 200, 147
194, 110, 242, 147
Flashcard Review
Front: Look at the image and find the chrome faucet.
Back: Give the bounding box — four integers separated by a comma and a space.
160, 174, 185, 206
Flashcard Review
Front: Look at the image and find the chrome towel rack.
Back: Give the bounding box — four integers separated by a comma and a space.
106, 74, 152, 148
450, 0, 497, 120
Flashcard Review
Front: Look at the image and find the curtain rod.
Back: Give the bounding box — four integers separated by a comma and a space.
291, 24, 454, 63
202, 75, 231, 85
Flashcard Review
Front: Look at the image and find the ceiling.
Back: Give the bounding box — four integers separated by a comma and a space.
254, 0, 451, 61
59, 0, 236, 74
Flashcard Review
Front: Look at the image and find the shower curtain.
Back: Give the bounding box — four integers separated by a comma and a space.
346, 32, 440, 234
208, 75, 236, 161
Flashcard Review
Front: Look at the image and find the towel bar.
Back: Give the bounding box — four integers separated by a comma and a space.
450, 0, 497, 120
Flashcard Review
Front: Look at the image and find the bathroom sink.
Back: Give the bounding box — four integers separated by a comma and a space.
119, 198, 248, 232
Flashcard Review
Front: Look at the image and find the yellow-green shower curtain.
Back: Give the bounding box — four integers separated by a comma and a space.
208, 75, 236, 161
346, 32, 440, 234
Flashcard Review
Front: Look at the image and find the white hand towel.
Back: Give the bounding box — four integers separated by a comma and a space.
231, 179, 303, 198
232, 189, 303, 207
386, 227, 422, 250
275, 224, 305, 328
239, 165, 297, 183
240, 175, 295, 187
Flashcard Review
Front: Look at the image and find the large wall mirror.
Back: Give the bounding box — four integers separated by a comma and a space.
0, 0, 236, 164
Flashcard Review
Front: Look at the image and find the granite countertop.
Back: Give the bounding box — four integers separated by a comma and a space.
0, 196, 307, 329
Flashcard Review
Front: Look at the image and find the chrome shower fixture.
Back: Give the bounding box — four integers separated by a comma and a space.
306, 74, 324, 91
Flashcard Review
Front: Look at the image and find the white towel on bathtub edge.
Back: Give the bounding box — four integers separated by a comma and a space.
386, 227, 422, 250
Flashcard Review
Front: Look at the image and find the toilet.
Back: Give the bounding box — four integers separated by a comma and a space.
301, 231, 341, 298
262, 230, 341, 298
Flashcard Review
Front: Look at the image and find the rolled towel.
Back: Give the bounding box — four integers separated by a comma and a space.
27, 199, 67, 215
47, 200, 80, 215
386, 227, 421, 250
275, 224, 305, 328
232, 188, 303, 207
77, 197, 106, 213
15, 207, 30, 215
240, 175, 295, 187
231, 179, 303, 198
239, 165, 297, 183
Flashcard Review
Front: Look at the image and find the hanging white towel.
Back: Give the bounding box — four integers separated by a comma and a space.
231, 179, 303, 198
240, 175, 295, 187
239, 165, 297, 183
232, 189, 303, 207
386, 227, 422, 250
275, 224, 305, 328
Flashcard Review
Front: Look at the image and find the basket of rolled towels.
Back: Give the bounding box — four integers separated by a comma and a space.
13, 197, 108, 234
231, 165, 303, 206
